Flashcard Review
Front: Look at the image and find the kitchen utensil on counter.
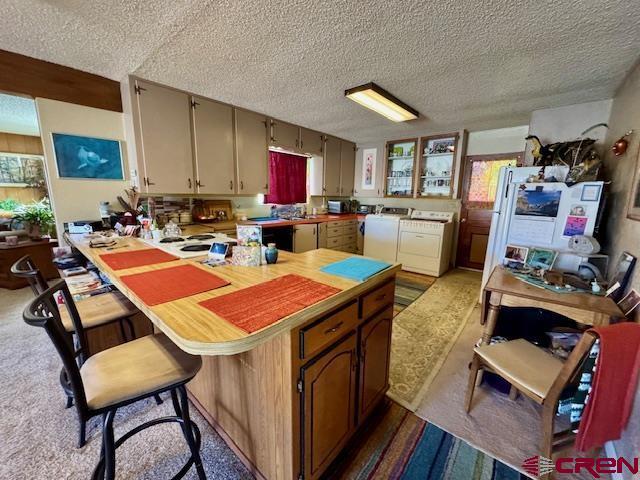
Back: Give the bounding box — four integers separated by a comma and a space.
162, 220, 182, 238
179, 212, 192, 224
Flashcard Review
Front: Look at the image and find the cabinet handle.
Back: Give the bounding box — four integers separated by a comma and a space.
229, 180, 233, 190
146, 177, 155, 186
188, 178, 192, 189
324, 321, 343, 335
196, 180, 205, 188
240, 180, 244, 190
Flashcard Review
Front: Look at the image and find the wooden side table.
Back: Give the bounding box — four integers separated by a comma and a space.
0, 238, 59, 289
481, 267, 624, 345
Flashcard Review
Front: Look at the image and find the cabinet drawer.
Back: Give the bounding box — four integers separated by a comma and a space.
344, 224, 357, 235
344, 219, 357, 226
327, 226, 344, 238
299, 301, 359, 360
343, 234, 356, 245
327, 236, 341, 248
361, 280, 395, 319
328, 221, 343, 228
344, 244, 357, 253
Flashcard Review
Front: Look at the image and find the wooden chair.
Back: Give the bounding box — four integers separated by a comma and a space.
465, 332, 598, 458
23, 280, 206, 480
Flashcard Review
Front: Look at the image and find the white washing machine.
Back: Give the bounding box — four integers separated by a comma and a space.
397, 210, 454, 277
363, 207, 411, 263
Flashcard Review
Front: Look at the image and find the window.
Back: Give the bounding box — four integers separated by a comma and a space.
0, 153, 45, 186
264, 150, 308, 204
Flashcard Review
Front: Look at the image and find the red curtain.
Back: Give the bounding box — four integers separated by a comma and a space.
264, 150, 308, 204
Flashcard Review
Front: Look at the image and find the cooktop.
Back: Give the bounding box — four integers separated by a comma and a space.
180, 244, 211, 252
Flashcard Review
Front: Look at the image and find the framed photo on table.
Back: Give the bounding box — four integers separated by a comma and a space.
627, 148, 640, 221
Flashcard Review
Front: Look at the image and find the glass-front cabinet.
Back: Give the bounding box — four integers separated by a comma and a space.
384, 139, 417, 197
417, 133, 458, 198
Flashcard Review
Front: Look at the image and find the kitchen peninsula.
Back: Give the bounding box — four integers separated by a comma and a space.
65, 233, 399, 480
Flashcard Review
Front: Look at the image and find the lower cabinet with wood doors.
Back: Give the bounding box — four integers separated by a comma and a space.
186, 275, 396, 480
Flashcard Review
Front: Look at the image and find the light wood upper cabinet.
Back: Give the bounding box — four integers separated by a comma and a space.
324, 135, 342, 196
300, 128, 324, 157
191, 97, 235, 194
269, 119, 300, 151
134, 80, 194, 194
339, 140, 356, 196
235, 108, 269, 194
301, 333, 357, 480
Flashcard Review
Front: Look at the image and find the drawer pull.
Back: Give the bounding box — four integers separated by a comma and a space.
324, 321, 344, 335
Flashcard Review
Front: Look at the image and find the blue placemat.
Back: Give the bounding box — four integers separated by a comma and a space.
320, 257, 392, 282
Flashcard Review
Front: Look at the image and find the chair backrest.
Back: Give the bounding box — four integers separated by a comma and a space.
546, 331, 599, 413
11, 255, 49, 296
22, 280, 89, 412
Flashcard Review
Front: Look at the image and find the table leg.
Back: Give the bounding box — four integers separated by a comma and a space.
481, 292, 502, 345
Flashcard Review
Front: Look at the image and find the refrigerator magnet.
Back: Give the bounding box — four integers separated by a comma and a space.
581, 184, 602, 201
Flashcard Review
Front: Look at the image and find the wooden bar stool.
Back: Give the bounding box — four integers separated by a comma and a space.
11, 256, 140, 402
23, 280, 206, 480
465, 333, 598, 458
11, 255, 163, 447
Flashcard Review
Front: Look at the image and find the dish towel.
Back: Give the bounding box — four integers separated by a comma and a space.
575, 322, 640, 451
320, 257, 391, 282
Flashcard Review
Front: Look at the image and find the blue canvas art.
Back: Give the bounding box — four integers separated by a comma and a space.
52, 133, 124, 180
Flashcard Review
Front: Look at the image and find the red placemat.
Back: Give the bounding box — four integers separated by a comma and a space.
100, 248, 178, 271
120, 264, 230, 306
199, 274, 341, 333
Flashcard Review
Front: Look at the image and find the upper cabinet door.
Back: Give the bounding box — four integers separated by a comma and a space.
235, 108, 269, 194
134, 80, 194, 194
340, 140, 356, 196
300, 128, 324, 157
191, 97, 235, 194
269, 119, 300, 151
324, 136, 342, 196
354, 147, 383, 198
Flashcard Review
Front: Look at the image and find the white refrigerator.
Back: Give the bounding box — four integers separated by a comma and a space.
481, 166, 604, 291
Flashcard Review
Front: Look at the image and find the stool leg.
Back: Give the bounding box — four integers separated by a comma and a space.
78, 419, 87, 448
178, 386, 206, 480
102, 409, 117, 480
153, 394, 163, 405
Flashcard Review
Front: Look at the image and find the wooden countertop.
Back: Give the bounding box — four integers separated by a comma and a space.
486, 267, 623, 317
66, 234, 399, 356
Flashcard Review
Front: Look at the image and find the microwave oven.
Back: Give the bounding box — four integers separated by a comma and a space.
327, 200, 349, 214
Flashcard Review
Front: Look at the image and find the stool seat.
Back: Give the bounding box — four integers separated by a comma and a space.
81, 333, 202, 410
474, 339, 564, 399
60, 291, 138, 332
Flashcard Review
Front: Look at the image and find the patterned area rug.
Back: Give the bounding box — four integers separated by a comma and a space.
388, 269, 482, 411
329, 402, 526, 479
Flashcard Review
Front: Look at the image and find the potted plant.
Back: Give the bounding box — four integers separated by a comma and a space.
13, 199, 55, 240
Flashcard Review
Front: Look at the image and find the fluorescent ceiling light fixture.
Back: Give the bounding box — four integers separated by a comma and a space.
345, 82, 419, 122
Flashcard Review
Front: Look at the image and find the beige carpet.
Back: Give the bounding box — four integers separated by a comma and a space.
388, 269, 481, 411
415, 306, 606, 480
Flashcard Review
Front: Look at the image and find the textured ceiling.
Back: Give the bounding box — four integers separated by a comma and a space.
0, 94, 39, 136
2, 0, 639, 143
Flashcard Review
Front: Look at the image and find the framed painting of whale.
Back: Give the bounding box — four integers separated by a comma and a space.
51, 133, 124, 180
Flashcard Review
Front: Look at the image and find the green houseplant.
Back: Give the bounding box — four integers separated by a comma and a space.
13, 199, 55, 240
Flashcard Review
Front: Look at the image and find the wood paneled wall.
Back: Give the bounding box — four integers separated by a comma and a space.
0, 50, 122, 112
0, 132, 43, 155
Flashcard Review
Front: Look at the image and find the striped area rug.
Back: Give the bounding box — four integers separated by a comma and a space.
330, 402, 526, 480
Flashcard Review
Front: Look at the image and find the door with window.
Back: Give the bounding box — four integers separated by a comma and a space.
456, 153, 523, 269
